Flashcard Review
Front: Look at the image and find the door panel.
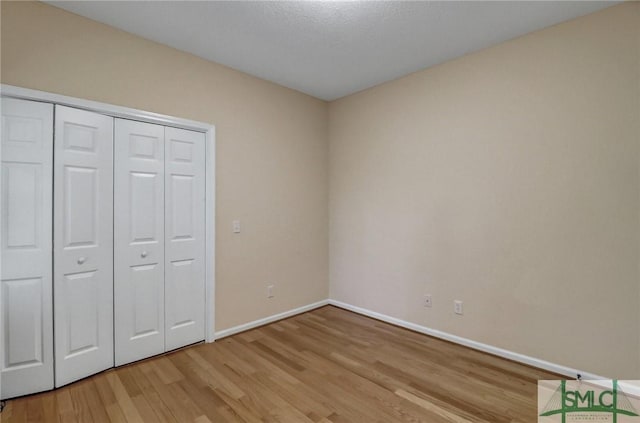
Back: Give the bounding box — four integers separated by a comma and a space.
54, 106, 113, 387
63, 166, 98, 247
165, 127, 205, 350
0, 98, 54, 399
130, 172, 159, 241
64, 271, 99, 357
167, 259, 196, 329
170, 175, 195, 239
114, 119, 165, 366
130, 264, 161, 337
3, 278, 44, 367
3, 163, 39, 248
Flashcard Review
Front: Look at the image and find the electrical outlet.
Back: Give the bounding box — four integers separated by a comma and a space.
267, 284, 274, 298
232, 220, 241, 233
454, 300, 463, 315
424, 295, 432, 308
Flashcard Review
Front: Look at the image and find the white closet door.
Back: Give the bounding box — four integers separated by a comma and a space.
114, 119, 165, 366
54, 106, 114, 387
0, 98, 54, 399
164, 127, 206, 350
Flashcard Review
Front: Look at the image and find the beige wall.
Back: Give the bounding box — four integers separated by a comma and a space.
329, 3, 639, 378
1, 1, 329, 331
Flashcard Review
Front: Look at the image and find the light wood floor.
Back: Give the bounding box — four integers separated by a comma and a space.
2, 305, 558, 422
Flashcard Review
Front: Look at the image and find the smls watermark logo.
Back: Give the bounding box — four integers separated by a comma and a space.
538, 380, 640, 422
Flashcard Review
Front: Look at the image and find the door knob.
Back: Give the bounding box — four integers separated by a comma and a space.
77, 257, 86, 264
141, 251, 148, 258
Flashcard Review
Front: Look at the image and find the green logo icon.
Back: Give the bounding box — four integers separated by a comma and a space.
540, 380, 639, 422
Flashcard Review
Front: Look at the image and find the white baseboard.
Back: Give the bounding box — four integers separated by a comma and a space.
212, 297, 611, 381
214, 299, 330, 339
328, 299, 607, 381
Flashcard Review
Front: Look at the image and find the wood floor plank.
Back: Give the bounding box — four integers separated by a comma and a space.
2, 402, 13, 422
395, 389, 473, 423
56, 389, 78, 423
24, 396, 44, 423
40, 392, 58, 423
104, 403, 127, 423
127, 365, 177, 423
1, 306, 559, 422
139, 363, 202, 423
67, 383, 94, 423
82, 381, 112, 423
106, 372, 144, 423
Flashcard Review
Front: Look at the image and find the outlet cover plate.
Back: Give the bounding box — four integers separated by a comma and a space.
424, 295, 432, 308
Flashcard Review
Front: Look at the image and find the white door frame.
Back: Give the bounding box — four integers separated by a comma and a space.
0, 84, 217, 343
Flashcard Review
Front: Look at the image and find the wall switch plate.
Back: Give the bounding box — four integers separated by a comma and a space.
454, 300, 463, 315
424, 295, 432, 308
267, 284, 274, 298
233, 220, 241, 233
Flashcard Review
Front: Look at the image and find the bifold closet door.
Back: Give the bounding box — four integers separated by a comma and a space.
165, 127, 206, 350
0, 98, 54, 399
54, 106, 114, 387
114, 119, 165, 366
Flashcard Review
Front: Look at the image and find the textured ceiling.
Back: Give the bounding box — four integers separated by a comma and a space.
47, 1, 617, 101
